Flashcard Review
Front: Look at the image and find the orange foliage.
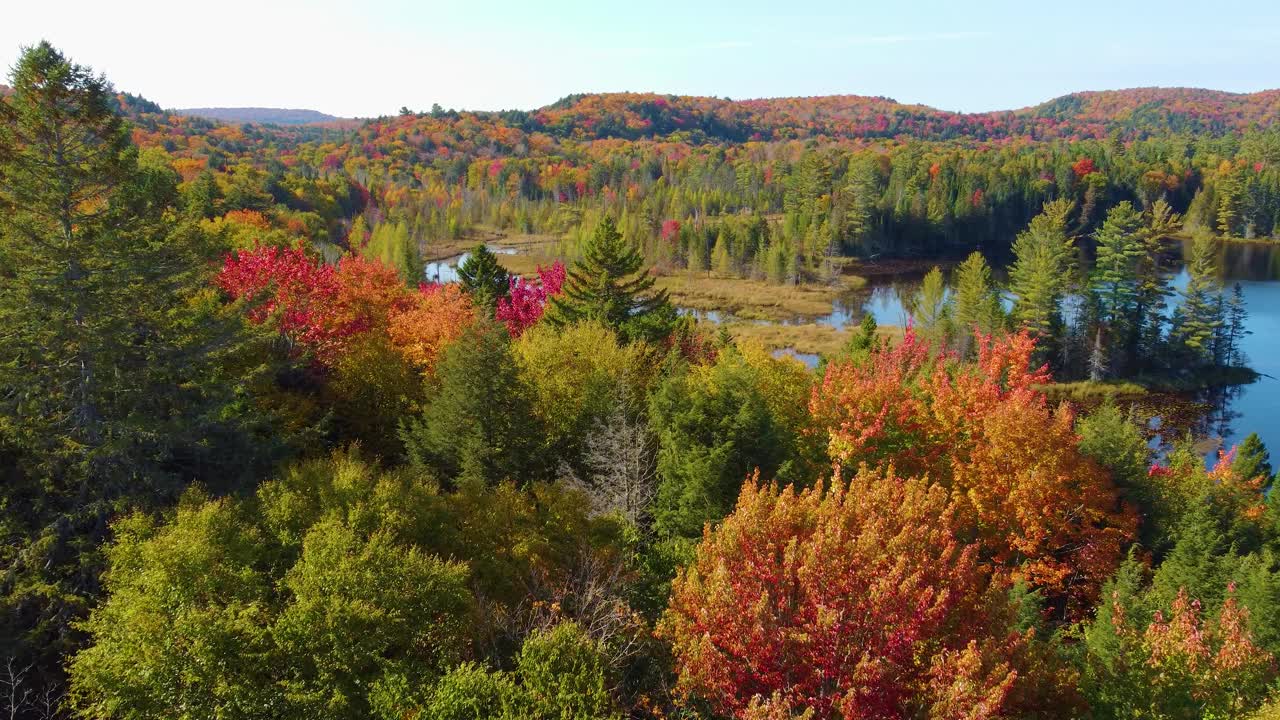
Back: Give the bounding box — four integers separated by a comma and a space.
663, 468, 1024, 720
387, 283, 475, 373
222, 209, 271, 230
810, 329, 1134, 612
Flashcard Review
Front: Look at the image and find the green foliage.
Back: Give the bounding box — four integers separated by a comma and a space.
362, 219, 424, 284
513, 320, 653, 476
457, 244, 512, 310
649, 349, 803, 539
1088, 201, 1144, 376
950, 251, 1005, 356
401, 320, 544, 485
418, 622, 619, 720
1170, 231, 1224, 364
1009, 199, 1075, 361
516, 622, 618, 719
68, 451, 632, 719
1236, 433, 1276, 488
422, 662, 522, 720
0, 40, 282, 676
548, 216, 676, 343
1077, 404, 1158, 545
907, 265, 951, 349
68, 454, 475, 720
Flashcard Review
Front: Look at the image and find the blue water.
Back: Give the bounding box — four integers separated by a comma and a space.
711, 243, 1280, 458
424, 244, 519, 284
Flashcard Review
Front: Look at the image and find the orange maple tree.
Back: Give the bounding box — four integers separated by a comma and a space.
663, 467, 1027, 720
809, 329, 1134, 613
218, 244, 474, 373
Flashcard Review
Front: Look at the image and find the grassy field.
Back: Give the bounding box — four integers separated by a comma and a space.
655, 273, 867, 321
723, 321, 904, 356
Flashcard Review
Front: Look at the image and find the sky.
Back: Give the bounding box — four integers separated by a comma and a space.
5, 0, 1280, 118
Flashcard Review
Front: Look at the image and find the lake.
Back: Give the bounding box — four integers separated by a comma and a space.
430, 240, 1280, 460
779, 242, 1280, 460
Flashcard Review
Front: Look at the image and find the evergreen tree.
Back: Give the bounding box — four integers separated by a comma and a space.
907, 266, 951, 350
0, 41, 277, 681
401, 320, 542, 486
949, 251, 1004, 357
1171, 232, 1223, 365
1009, 199, 1076, 365
1088, 201, 1144, 376
1226, 282, 1250, 366
456, 243, 511, 310
711, 229, 733, 276
548, 216, 674, 343
1131, 199, 1181, 368
844, 312, 882, 359
1234, 433, 1275, 487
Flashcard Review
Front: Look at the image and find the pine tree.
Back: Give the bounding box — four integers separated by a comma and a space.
0, 41, 276, 678
1171, 232, 1223, 364
1088, 201, 1144, 376
547, 216, 674, 342
950, 251, 1004, 357
1131, 199, 1181, 368
841, 157, 878, 254
456, 243, 511, 311
1009, 199, 1076, 365
1216, 161, 1241, 237
907, 266, 951, 350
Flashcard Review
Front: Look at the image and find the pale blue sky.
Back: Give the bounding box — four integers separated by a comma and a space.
6, 0, 1279, 117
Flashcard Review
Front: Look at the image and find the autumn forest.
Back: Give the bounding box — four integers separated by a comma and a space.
3, 37, 1280, 720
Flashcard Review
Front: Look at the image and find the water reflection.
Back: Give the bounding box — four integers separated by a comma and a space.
423, 244, 519, 284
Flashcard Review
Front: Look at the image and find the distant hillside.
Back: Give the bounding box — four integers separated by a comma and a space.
1023, 87, 1280, 136
175, 107, 342, 125
382, 87, 1279, 147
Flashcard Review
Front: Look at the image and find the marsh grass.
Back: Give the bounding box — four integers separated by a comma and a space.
655, 274, 866, 321
724, 321, 903, 356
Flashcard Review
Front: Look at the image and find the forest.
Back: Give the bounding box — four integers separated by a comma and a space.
2, 40, 1280, 719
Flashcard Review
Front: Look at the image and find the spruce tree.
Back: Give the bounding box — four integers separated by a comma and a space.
548, 216, 674, 342
456, 243, 511, 309
0, 41, 276, 678
400, 319, 542, 485
1234, 433, 1274, 487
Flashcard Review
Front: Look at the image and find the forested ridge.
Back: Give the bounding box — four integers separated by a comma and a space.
2, 41, 1280, 720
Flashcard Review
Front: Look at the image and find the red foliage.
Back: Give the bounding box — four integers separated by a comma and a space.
663, 468, 1021, 719
217, 244, 473, 369
661, 218, 682, 242
1072, 157, 1097, 178
809, 330, 1133, 612
495, 262, 566, 337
